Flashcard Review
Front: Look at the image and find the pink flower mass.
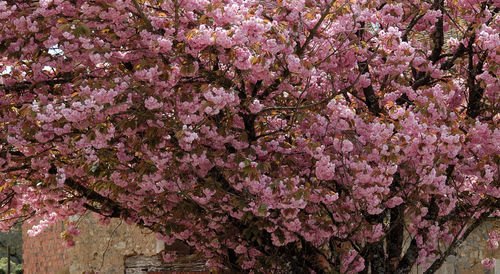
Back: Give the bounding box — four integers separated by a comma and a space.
0, 0, 499, 272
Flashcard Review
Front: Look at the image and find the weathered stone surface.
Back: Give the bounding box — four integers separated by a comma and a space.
23, 214, 498, 273
124, 254, 208, 274
411, 219, 500, 274
23, 213, 211, 274
68, 213, 161, 274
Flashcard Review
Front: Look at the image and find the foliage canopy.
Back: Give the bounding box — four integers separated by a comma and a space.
0, 0, 499, 272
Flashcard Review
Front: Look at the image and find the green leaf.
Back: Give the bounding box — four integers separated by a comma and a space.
258, 204, 267, 215
74, 23, 91, 37
180, 62, 195, 75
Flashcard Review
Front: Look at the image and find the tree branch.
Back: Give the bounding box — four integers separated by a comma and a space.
423, 212, 488, 274
428, 0, 445, 63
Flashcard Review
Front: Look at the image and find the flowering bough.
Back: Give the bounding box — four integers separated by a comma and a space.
1, 0, 499, 273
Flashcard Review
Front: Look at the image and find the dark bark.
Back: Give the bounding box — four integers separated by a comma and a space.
64, 178, 125, 218
358, 62, 382, 115
387, 205, 404, 271
370, 241, 386, 274
387, 173, 404, 271
395, 238, 419, 274
440, 43, 466, 71
428, 0, 445, 63
242, 114, 257, 142
402, 13, 425, 42
358, 212, 387, 273
363, 84, 382, 116
395, 198, 439, 273
259, 69, 289, 99
296, 3, 332, 57
466, 34, 485, 119
0, 76, 92, 93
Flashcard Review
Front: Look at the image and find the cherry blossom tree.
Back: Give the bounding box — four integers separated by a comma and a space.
0, 0, 499, 272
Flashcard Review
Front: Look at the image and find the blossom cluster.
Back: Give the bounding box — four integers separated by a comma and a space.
0, 0, 499, 272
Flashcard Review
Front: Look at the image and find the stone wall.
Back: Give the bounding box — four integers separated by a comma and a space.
441, 219, 500, 274
412, 219, 500, 274
67, 213, 163, 274
22, 215, 499, 274
22, 213, 208, 274
124, 254, 208, 274
22, 214, 161, 274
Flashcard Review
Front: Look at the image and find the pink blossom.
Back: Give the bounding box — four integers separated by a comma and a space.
385, 197, 403, 208
1, 0, 499, 272
145, 97, 162, 110
341, 140, 354, 153
315, 156, 335, 181
482, 258, 496, 269
157, 38, 172, 53
248, 99, 264, 114
62, 238, 75, 248
287, 54, 303, 74
162, 252, 177, 263
285, 218, 301, 232
487, 231, 499, 250
235, 244, 247, 254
